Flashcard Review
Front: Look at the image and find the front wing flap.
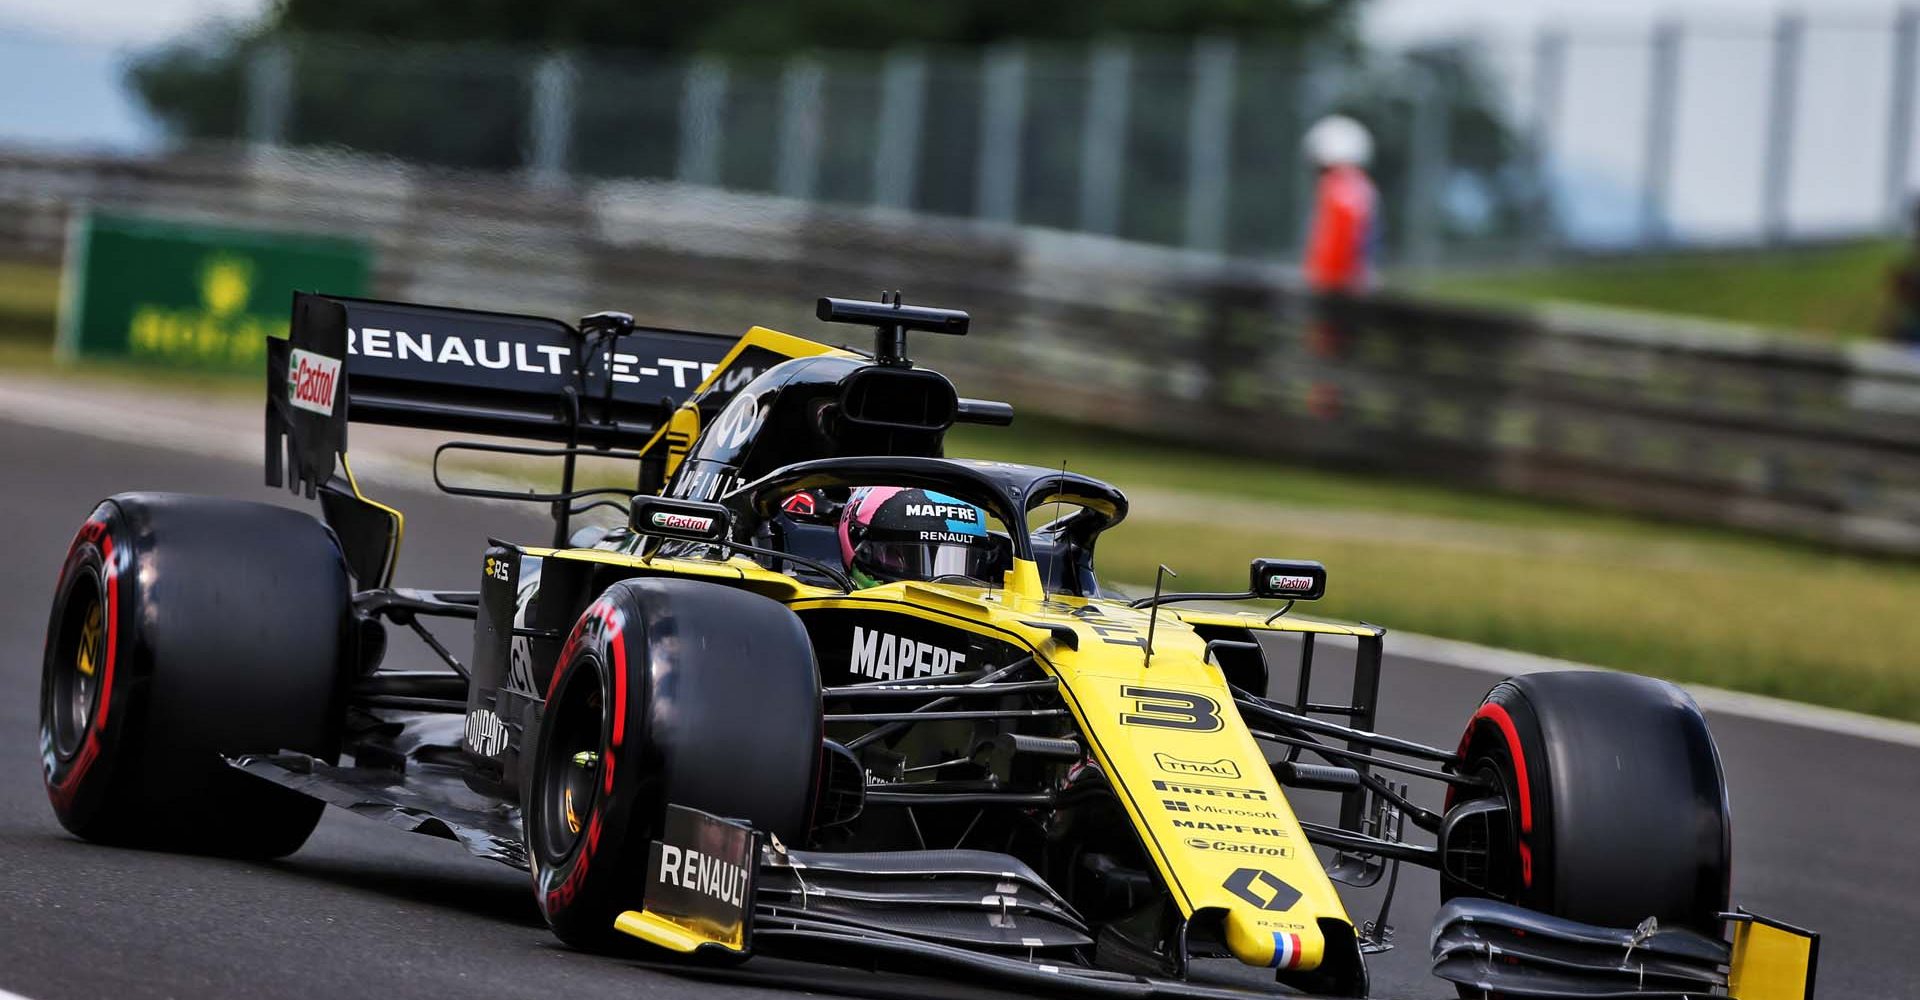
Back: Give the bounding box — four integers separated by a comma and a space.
1430, 898, 1816, 999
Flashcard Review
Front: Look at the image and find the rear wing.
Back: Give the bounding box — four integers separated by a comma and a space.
267, 292, 737, 497
265, 292, 739, 576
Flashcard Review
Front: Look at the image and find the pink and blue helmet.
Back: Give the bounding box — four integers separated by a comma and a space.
838, 487, 997, 589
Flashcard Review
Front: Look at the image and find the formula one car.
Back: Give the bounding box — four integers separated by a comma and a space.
40, 291, 1817, 999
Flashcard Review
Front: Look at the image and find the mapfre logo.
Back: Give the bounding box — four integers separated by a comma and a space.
1154, 753, 1239, 778
287, 348, 341, 416
850, 626, 967, 680
904, 503, 978, 522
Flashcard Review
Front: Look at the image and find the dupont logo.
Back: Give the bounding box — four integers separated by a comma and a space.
651, 511, 715, 533
1269, 574, 1316, 593
287, 348, 341, 416
1154, 753, 1239, 778
465, 708, 508, 757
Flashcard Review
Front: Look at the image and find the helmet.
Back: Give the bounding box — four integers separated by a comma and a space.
838, 487, 998, 588
1304, 114, 1372, 168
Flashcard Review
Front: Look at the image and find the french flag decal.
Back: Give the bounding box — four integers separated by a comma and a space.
1270, 931, 1303, 969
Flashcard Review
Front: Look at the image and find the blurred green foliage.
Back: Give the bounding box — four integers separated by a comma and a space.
263, 0, 1359, 53
129, 0, 1359, 149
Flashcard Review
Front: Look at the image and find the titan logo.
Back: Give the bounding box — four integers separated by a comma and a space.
1152, 779, 1269, 801
850, 626, 967, 681
1223, 868, 1302, 912
1154, 752, 1239, 778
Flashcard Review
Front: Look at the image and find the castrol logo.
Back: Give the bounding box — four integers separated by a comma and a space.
650, 511, 715, 533
287, 348, 341, 416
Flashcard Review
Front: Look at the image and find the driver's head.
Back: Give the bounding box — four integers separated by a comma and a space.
839, 487, 995, 589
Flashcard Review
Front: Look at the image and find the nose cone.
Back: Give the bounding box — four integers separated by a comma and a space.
1224, 907, 1327, 971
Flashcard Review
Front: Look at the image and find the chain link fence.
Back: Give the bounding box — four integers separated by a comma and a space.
9, 12, 1920, 265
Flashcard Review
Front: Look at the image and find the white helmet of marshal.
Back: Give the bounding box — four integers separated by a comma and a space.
1304, 114, 1373, 168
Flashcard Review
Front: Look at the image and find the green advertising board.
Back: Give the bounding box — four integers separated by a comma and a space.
59, 212, 371, 372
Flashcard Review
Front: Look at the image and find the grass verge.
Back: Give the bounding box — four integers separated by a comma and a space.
1421, 239, 1905, 340
0, 260, 60, 342
950, 420, 1920, 721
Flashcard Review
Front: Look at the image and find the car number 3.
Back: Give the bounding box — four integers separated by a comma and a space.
1119, 686, 1224, 732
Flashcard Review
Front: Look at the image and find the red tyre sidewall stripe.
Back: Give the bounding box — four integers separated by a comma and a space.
542, 597, 626, 919
96, 534, 118, 730
1468, 703, 1532, 833
608, 613, 627, 750
52, 520, 120, 806
1468, 701, 1535, 888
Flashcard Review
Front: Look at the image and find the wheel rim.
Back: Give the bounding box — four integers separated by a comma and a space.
1449, 749, 1525, 903
536, 654, 606, 865
47, 571, 105, 760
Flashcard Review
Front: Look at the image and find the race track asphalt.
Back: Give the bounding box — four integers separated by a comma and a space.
1, 415, 1914, 999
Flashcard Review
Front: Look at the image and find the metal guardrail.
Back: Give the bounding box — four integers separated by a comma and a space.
7, 146, 1920, 553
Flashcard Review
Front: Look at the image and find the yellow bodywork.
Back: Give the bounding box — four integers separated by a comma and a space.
587, 317, 1357, 968
1728, 916, 1818, 1000
614, 906, 747, 954
589, 536, 1356, 971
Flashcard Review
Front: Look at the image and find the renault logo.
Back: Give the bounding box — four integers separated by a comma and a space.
1223, 868, 1301, 912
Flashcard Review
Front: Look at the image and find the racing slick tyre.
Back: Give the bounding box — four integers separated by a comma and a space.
526, 578, 822, 952
40, 493, 353, 858
1441, 670, 1732, 940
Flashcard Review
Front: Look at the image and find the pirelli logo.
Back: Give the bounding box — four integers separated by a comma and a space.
1152, 779, 1269, 802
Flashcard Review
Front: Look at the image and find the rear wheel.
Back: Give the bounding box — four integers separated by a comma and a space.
40, 494, 353, 858
525, 578, 822, 951
1441, 670, 1732, 935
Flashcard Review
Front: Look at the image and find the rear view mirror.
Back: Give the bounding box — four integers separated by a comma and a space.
630, 495, 732, 543
1251, 559, 1326, 601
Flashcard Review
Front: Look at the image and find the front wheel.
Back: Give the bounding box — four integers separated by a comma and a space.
1441, 670, 1732, 935
525, 578, 822, 951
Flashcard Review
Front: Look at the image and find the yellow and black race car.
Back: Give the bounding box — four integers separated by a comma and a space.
39, 292, 1816, 998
